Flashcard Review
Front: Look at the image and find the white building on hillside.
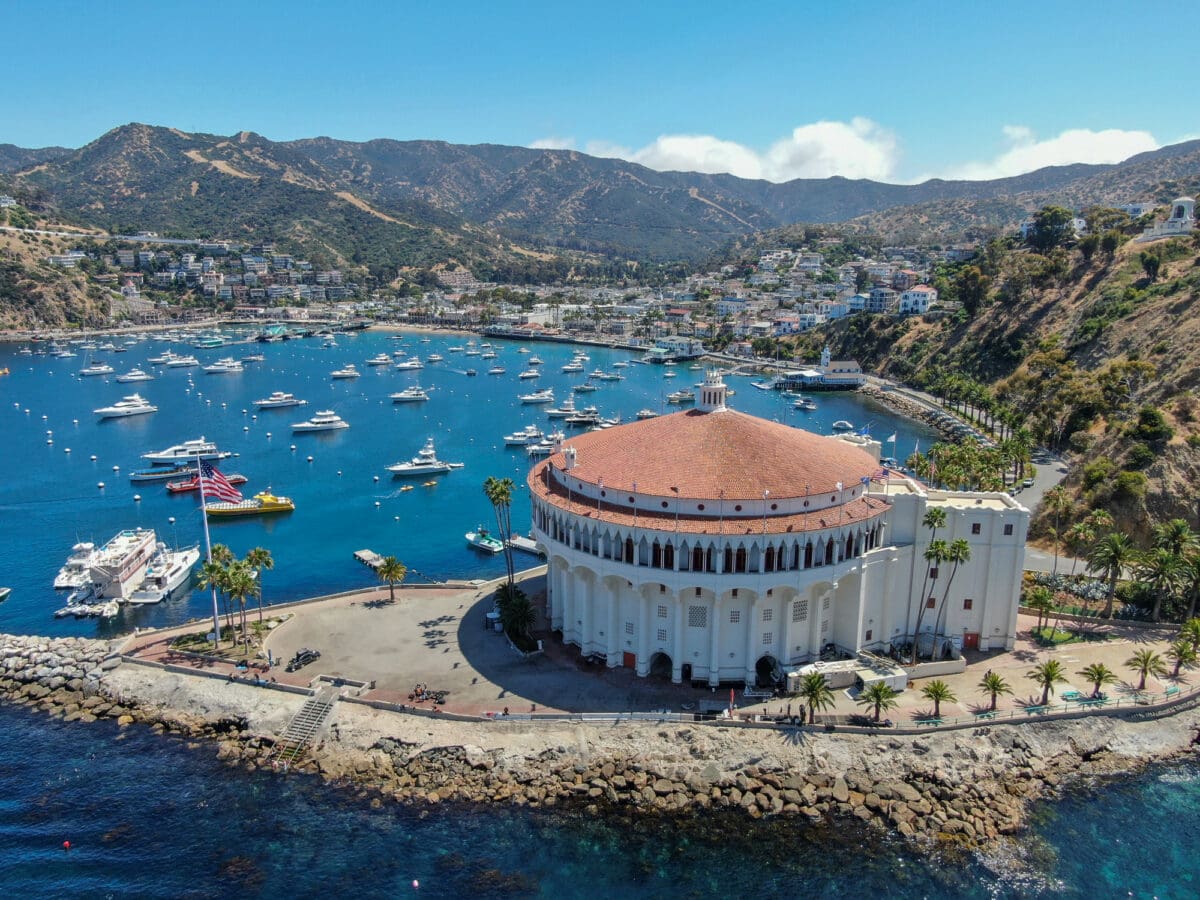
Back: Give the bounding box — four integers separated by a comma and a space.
1139, 197, 1194, 242
528, 372, 1029, 686
898, 286, 938, 315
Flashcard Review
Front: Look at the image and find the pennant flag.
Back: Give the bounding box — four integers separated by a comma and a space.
199, 459, 243, 503
885, 432, 897, 443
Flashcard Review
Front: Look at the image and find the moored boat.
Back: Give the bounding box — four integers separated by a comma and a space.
519, 387, 554, 404
292, 410, 350, 432
142, 437, 230, 466
206, 491, 295, 518
466, 526, 504, 554
386, 437, 463, 477
115, 368, 155, 383
254, 391, 307, 409
832, 420, 854, 431
94, 393, 158, 419
390, 386, 429, 403
165, 472, 248, 493
331, 364, 360, 379
80, 362, 114, 377
126, 544, 201, 604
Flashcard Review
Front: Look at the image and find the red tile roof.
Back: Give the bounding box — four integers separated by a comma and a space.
536, 409, 879, 501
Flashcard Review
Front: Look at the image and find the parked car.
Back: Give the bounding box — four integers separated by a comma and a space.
285, 647, 321, 672
1021, 477, 1035, 488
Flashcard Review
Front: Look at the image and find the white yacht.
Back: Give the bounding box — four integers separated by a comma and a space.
147, 350, 180, 365
254, 391, 307, 409
165, 355, 200, 368
480, 350, 497, 360
95, 393, 158, 419
395, 359, 424, 371
203, 357, 244, 374
54, 542, 98, 590
426, 354, 444, 363
366, 354, 392, 366
504, 424, 544, 446
80, 362, 114, 377
527, 356, 544, 366
241, 353, 265, 362
518, 369, 540, 380
526, 430, 565, 458
447, 345, 464, 353
636, 408, 659, 419
572, 381, 599, 393
386, 437, 464, 477
293, 410, 350, 432
331, 364, 360, 379
116, 368, 155, 383
519, 387, 555, 404
612, 360, 629, 368
89, 528, 159, 600
546, 397, 578, 418
487, 365, 506, 375
794, 397, 817, 411
127, 544, 201, 604
561, 361, 584, 373
564, 405, 602, 426
390, 386, 430, 403
142, 437, 230, 465
667, 389, 695, 404
594, 370, 624, 381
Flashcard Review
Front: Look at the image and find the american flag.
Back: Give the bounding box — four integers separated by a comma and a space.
871, 467, 891, 483
199, 459, 243, 503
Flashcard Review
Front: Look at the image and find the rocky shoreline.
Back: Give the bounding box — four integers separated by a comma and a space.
4, 633, 1199, 853
858, 384, 972, 444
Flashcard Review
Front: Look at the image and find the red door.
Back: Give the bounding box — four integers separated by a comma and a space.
623, 652, 637, 668
962, 633, 980, 651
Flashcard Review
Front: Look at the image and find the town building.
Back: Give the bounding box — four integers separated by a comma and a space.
528, 372, 1028, 686
1138, 197, 1194, 242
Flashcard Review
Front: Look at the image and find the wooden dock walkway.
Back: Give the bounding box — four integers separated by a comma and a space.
505, 535, 544, 557
354, 549, 384, 570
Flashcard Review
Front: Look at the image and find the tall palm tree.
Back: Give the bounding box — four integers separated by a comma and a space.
856, 682, 899, 722
483, 476, 516, 587
376, 556, 407, 603
224, 561, 259, 650
978, 671, 1012, 711
1087, 532, 1136, 618
1026, 586, 1055, 633
1027, 659, 1067, 706
933, 538, 973, 640
1078, 663, 1117, 699
1064, 522, 1095, 578
1125, 649, 1168, 691
1136, 547, 1183, 623
1180, 556, 1200, 623
911, 539, 948, 664
1043, 486, 1073, 576
905, 507, 947, 651
798, 671, 835, 724
195, 557, 231, 648
1153, 519, 1198, 557
920, 679, 956, 718
1166, 640, 1197, 678
244, 546, 274, 628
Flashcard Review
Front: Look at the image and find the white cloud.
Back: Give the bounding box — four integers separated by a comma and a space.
528, 136, 576, 150
935, 127, 1160, 181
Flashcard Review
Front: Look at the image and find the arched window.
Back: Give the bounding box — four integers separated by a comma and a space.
723, 546, 733, 572
804, 541, 814, 569
651, 541, 662, 568
624, 537, 634, 564
792, 542, 801, 570
664, 542, 674, 570
824, 540, 835, 566
734, 547, 747, 573
845, 534, 853, 560
692, 545, 704, 572
706, 546, 716, 573
764, 546, 776, 572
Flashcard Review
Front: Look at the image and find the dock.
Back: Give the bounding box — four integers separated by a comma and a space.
353, 549, 384, 570
505, 535, 544, 557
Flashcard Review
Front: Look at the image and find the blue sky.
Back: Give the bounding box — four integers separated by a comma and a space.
3, 0, 1197, 183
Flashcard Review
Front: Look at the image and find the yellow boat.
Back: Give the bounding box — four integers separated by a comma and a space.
422, 480, 438, 487
206, 491, 295, 518
400, 485, 414, 492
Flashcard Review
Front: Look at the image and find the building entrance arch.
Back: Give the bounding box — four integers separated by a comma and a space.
755, 655, 784, 689
648, 651, 673, 679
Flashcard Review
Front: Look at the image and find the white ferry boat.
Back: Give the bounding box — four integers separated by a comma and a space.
292, 410, 350, 432
80, 362, 114, 377
519, 387, 555, 404
89, 528, 159, 600
115, 368, 155, 383
386, 437, 464, 477
203, 357, 244, 374
95, 393, 158, 419
390, 386, 430, 403
331, 364, 360, 379
142, 437, 230, 466
127, 544, 201, 604
54, 542, 98, 590
254, 391, 307, 409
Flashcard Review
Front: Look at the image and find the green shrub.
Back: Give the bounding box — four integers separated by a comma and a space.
1186, 434, 1200, 449
1131, 406, 1174, 444
1113, 470, 1148, 501
1083, 458, 1115, 489
1124, 443, 1156, 470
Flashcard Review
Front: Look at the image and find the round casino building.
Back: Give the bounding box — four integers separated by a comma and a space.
527, 372, 1029, 686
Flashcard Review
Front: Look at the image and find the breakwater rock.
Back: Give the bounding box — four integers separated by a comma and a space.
859, 386, 973, 443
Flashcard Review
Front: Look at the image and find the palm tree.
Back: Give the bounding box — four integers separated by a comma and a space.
195, 557, 231, 648
910, 537, 948, 664
1136, 547, 1183, 623
932, 538, 973, 640
905, 507, 947, 644
856, 682, 900, 722
499, 592, 537, 641
483, 476, 516, 588
1181, 618, 1200, 653
798, 671, 835, 724
244, 546, 274, 628
1064, 522, 1095, 578
1026, 585, 1055, 633
978, 671, 1012, 711
920, 679, 956, 718
376, 556, 407, 603
224, 561, 259, 650
1087, 532, 1136, 618
1125, 649, 1168, 691
1027, 659, 1067, 706
1078, 663, 1117, 699
1180, 556, 1200, 622
1043, 486, 1073, 576
1153, 519, 1198, 557
1166, 640, 1197, 678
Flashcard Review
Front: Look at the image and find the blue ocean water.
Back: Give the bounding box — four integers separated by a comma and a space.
0, 329, 938, 638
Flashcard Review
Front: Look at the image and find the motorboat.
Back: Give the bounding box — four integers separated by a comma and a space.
519, 387, 554, 404
663, 370, 677, 379
594, 371, 624, 381
504, 424, 544, 446
564, 406, 602, 426
95, 393, 158, 419
166, 471, 247, 493
129, 462, 199, 482
392, 349, 407, 357
203, 357, 244, 374
545, 398, 578, 418
795, 397, 817, 411
561, 361, 584, 373
80, 363, 114, 377
588, 369, 607, 380
0, 587, 9, 603
572, 381, 599, 393
518, 369, 540, 380
517, 347, 530, 354
426, 354, 444, 363
667, 389, 695, 404
148, 350, 180, 365
636, 408, 659, 419
116, 368, 155, 383
465, 368, 478, 377
480, 350, 497, 359
366, 354, 392, 366
466, 526, 504, 554
832, 420, 854, 431
206, 491, 295, 518
611, 361, 629, 368
527, 356, 544, 366
390, 386, 429, 403
447, 345, 464, 353
241, 353, 265, 362
127, 544, 201, 604
487, 366, 506, 375
293, 410, 350, 432
88, 528, 159, 599
165, 355, 200, 368
142, 437, 229, 465
386, 437, 464, 477
395, 359, 424, 371
54, 542, 98, 590
254, 391, 307, 409
331, 364, 360, 379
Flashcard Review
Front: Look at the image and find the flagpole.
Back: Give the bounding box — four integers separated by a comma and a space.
197, 461, 222, 644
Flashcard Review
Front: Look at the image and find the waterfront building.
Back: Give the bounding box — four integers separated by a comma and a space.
528, 371, 1028, 685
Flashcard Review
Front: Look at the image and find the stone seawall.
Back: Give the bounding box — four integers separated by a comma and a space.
4, 633, 1200, 853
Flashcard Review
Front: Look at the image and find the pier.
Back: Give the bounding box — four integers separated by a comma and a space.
505, 535, 544, 557
353, 549, 384, 571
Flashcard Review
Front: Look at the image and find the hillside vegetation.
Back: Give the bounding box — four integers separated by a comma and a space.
0, 226, 112, 329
